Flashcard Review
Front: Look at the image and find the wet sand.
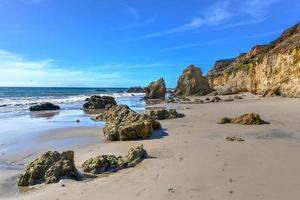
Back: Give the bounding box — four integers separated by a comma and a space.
1, 95, 300, 200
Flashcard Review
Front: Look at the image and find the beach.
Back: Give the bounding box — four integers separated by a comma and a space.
1, 94, 300, 200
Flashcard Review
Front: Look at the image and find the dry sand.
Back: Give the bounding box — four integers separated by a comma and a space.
2, 94, 300, 200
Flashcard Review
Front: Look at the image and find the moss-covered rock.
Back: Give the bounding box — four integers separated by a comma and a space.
82, 145, 147, 175
145, 108, 184, 120
18, 151, 77, 186
96, 105, 161, 141
219, 113, 269, 125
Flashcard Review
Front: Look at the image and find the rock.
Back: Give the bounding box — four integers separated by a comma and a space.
234, 95, 243, 99
124, 144, 148, 168
18, 151, 77, 186
225, 136, 245, 142
144, 78, 166, 99
82, 155, 125, 174
224, 98, 234, 102
82, 145, 147, 174
29, 102, 60, 111
218, 113, 269, 125
127, 86, 144, 93
96, 105, 161, 141
207, 22, 300, 98
83, 95, 116, 110
211, 96, 222, 102
145, 109, 185, 120
214, 85, 239, 95
174, 64, 213, 96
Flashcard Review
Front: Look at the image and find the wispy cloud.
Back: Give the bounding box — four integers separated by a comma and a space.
0, 50, 173, 87
120, 0, 278, 42
162, 30, 280, 51
107, 16, 156, 32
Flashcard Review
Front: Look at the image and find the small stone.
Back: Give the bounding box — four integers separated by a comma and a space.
168, 188, 175, 193
225, 136, 245, 142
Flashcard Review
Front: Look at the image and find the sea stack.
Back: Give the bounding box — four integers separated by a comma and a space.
144, 78, 166, 99
207, 22, 300, 98
174, 64, 212, 96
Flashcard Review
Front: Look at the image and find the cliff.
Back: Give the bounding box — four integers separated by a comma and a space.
207, 22, 300, 97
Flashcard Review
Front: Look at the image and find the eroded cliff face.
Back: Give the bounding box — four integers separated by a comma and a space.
207, 23, 300, 97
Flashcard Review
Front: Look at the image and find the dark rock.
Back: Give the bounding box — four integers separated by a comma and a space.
83, 95, 116, 110
127, 87, 144, 93
18, 151, 77, 186
96, 105, 161, 141
144, 78, 166, 99
225, 136, 245, 142
29, 102, 60, 111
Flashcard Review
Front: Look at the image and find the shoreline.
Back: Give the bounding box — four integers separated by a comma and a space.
1, 95, 300, 199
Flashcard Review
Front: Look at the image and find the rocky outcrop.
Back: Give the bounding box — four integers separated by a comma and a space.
82, 145, 147, 174
145, 108, 185, 120
175, 65, 213, 96
96, 105, 161, 141
127, 86, 144, 93
207, 22, 300, 98
29, 102, 60, 111
18, 151, 77, 186
144, 78, 166, 99
83, 95, 116, 110
219, 113, 269, 125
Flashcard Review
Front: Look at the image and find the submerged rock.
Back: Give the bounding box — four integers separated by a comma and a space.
82, 145, 147, 175
83, 95, 116, 110
145, 108, 185, 120
174, 64, 213, 96
18, 151, 77, 186
127, 86, 144, 93
29, 102, 60, 111
219, 113, 269, 125
144, 78, 166, 99
96, 105, 161, 141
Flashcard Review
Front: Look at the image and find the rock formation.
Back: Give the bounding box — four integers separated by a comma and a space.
145, 108, 185, 120
127, 86, 144, 93
82, 145, 147, 174
18, 151, 77, 186
207, 22, 300, 97
83, 95, 116, 110
96, 105, 161, 141
219, 113, 269, 125
174, 65, 213, 96
29, 102, 60, 111
144, 78, 166, 99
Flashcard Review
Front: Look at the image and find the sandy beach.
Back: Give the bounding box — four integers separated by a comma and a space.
1, 94, 300, 200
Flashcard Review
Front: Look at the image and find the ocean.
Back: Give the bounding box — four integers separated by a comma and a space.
0, 87, 146, 161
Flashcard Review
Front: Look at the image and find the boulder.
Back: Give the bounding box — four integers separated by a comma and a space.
82, 145, 147, 175
96, 105, 161, 141
174, 65, 213, 96
214, 85, 239, 95
18, 151, 77, 186
127, 87, 144, 93
218, 113, 269, 125
29, 102, 60, 111
145, 109, 185, 120
83, 95, 116, 110
144, 78, 166, 99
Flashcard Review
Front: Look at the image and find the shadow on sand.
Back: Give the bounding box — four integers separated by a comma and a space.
148, 128, 169, 140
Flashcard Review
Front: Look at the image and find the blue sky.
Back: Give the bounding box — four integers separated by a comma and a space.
0, 0, 299, 87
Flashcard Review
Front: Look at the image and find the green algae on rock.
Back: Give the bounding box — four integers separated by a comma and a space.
82, 145, 148, 175
18, 151, 77, 186
219, 113, 269, 125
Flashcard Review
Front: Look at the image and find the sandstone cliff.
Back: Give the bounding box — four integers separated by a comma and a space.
207, 22, 300, 97
175, 64, 212, 96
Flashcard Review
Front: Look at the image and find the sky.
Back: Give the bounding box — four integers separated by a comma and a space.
0, 0, 299, 88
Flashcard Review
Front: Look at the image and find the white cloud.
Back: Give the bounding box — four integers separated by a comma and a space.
120, 0, 278, 42
0, 50, 172, 87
